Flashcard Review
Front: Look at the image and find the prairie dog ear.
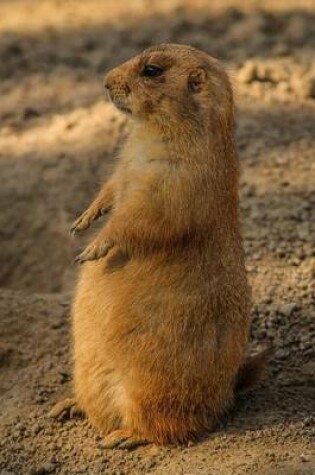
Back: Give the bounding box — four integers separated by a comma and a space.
188, 67, 207, 93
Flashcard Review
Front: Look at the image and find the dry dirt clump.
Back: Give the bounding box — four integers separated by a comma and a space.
0, 1, 314, 474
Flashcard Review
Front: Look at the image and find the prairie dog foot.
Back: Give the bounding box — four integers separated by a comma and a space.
74, 238, 114, 264
70, 206, 108, 236
48, 398, 84, 420
103, 429, 149, 450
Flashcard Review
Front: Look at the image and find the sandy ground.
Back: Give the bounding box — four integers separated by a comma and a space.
0, 1, 314, 474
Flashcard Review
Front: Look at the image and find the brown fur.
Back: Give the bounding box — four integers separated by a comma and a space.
71, 44, 254, 446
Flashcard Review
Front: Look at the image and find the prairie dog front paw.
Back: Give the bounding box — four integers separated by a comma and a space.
74, 238, 115, 264
70, 206, 108, 236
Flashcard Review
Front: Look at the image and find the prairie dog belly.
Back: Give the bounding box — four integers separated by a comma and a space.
73, 250, 249, 414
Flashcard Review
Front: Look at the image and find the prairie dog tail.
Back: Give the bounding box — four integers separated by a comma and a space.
235, 347, 273, 393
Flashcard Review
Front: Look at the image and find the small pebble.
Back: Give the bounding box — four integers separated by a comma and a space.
31, 462, 57, 475
277, 303, 298, 317
32, 422, 44, 435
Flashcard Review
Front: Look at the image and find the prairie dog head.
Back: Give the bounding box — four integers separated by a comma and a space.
104, 44, 234, 135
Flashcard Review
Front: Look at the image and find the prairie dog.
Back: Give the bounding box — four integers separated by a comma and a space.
58, 44, 262, 448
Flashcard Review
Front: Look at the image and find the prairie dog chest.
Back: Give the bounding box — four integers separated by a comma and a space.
115, 136, 170, 202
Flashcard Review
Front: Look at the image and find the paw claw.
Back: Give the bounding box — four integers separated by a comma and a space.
103, 430, 149, 450
70, 208, 101, 236
74, 240, 114, 264
48, 398, 81, 420
103, 436, 129, 449
73, 254, 84, 265
119, 437, 148, 450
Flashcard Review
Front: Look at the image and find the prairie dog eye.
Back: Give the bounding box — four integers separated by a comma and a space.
141, 64, 164, 77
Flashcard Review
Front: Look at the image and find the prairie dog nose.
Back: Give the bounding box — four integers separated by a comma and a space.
104, 68, 131, 95
104, 73, 112, 91
104, 67, 120, 91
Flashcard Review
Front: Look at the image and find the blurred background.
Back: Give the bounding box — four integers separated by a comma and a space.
0, 2, 314, 474
0, 0, 314, 294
